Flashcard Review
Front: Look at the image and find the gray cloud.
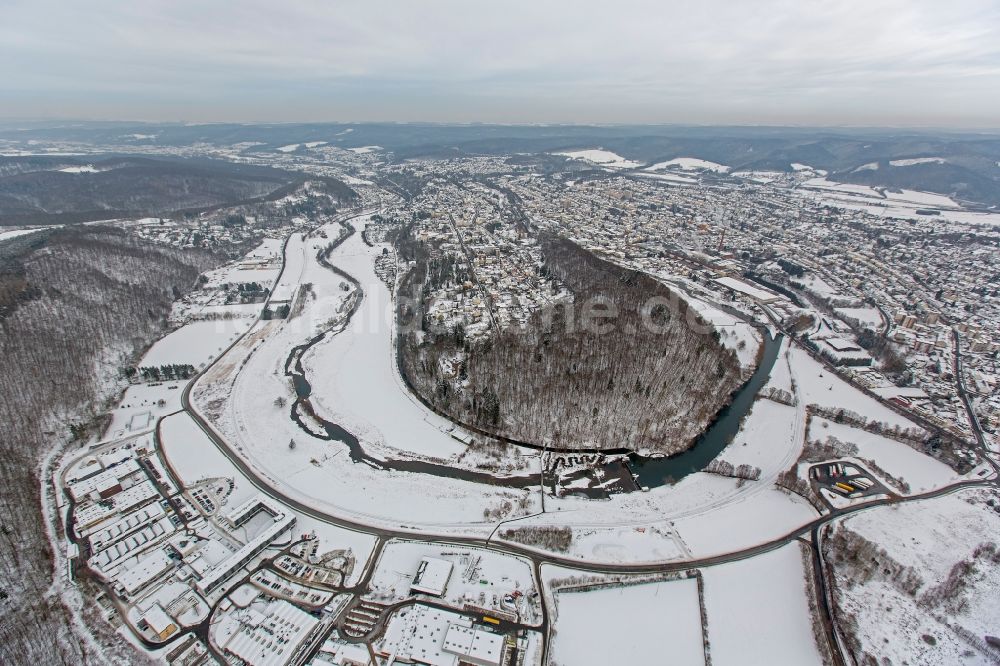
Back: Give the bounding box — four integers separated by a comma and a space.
2, 0, 999, 125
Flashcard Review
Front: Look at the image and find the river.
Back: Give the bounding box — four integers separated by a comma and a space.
287, 219, 784, 493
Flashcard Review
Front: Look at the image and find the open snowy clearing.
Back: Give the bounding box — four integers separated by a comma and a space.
789, 345, 919, 431
679, 293, 761, 370
791, 162, 828, 175
883, 188, 960, 208
139, 319, 253, 369
510, 472, 818, 563
304, 231, 472, 461
552, 149, 641, 169
889, 157, 946, 167
719, 399, 800, 470
160, 411, 269, 510
801, 177, 887, 198
548, 577, 705, 665
646, 157, 730, 173
0, 227, 50, 242
835, 306, 883, 328
732, 170, 787, 183
762, 336, 794, 394
702, 543, 825, 665
634, 171, 698, 184
670, 484, 816, 557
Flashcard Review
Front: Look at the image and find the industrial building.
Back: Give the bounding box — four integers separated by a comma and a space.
410, 557, 454, 597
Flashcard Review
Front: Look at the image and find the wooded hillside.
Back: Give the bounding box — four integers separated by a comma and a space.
0, 227, 219, 664
399, 234, 746, 455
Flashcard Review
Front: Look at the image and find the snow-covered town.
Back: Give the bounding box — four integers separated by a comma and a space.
1, 128, 983, 666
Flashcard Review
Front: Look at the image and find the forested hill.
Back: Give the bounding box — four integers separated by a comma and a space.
0, 155, 356, 226
399, 234, 745, 455
0, 227, 220, 664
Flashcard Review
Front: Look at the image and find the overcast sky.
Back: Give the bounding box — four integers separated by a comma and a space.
2, 0, 1000, 127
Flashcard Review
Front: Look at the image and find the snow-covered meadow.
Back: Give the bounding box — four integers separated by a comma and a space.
548, 575, 705, 665
702, 543, 826, 665
552, 149, 641, 169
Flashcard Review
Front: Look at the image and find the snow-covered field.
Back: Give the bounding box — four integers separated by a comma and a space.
883, 188, 959, 208
58, 165, 100, 173
548, 577, 705, 665
732, 170, 787, 183
808, 416, 957, 492
634, 171, 698, 184
796, 273, 842, 300
791, 162, 828, 175
829, 490, 1000, 665
801, 177, 886, 198
762, 336, 794, 394
702, 543, 825, 665
139, 319, 252, 369
835, 306, 883, 328
889, 157, 945, 167
553, 149, 641, 169
0, 227, 49, 242
646, 157, 730, 173
671, 484, 816, 557
714, 276, 778, 302
720, 399, 799, 470
104, 381, 185, 439
789, 346, 919, 431
160, 411, 266, 509
795, 178, 1000, 227
302, 231, 468, 461
509, 470, 817, 563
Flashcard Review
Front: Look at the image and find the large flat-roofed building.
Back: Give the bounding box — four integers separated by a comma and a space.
216, 598, 320, 666
67, 459, 140, 501
378, 605, 506, 666
139, 604, 178, 642
89, 502, 166, 551
196, 496, 295, 595
442, 623, 504, 666
410, 557, 454, 597
116, 548, 174, 596
713, 276, 782, 304
74, 481, 160, 534
90, 515, 176, 575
